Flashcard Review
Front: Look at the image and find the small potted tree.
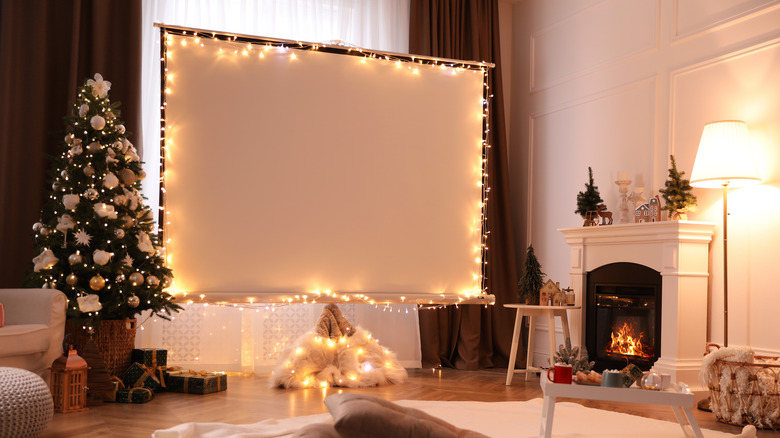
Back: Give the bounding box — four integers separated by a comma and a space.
659, 155, 697, 220
518, 245, 545, 305
575, 167, 604, 226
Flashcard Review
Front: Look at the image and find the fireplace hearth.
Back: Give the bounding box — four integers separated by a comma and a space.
586, 262, 661, 372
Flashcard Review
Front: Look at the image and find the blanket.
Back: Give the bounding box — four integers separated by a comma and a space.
153, 396, 757, 438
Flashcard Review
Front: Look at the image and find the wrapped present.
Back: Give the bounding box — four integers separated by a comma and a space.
131, 348, 167, 368
122, 362, 165, 392
166, 369, 227, 395
115, 387, 154, 404
620, 363, 644, 387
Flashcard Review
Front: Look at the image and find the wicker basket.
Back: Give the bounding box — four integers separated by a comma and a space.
66, 319, 137, 377
704, 343, 780, 429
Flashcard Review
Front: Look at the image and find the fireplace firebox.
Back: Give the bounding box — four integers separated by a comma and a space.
586, 262, 661, 372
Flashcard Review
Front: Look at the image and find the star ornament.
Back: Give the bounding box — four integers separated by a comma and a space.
75, 230, 93, 246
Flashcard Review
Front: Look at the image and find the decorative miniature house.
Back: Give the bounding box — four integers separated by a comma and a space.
540, 280, 561, 306
635, 195, 662, 223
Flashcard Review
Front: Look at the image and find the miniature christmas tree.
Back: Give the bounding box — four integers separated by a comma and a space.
518, 245, 545, 304
575, 167, 604, 225
24, 73, 181, 325
553, 338, 594, 375
659, 155, 697, 220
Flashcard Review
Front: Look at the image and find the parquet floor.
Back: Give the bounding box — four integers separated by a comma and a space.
39, 368, 778, 437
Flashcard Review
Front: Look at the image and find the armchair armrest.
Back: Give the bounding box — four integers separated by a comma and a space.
0, 288, 67, 326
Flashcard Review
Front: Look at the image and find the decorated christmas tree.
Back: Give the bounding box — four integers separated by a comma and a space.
659, 155, 697, 220
575, 167, 604, 224
518, 245, 545, 304
24, 74, 181, 325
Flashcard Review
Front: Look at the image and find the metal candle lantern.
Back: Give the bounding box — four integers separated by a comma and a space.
50, 345, 90, 413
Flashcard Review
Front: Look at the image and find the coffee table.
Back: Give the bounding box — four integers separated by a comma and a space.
539, 377, 703, 438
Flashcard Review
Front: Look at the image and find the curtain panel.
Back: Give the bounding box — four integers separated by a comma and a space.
0, 0, 143, 287
409, 0, 520, 370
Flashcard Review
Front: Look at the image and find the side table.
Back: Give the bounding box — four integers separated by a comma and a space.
504, 304, 580, 385
539, 377, 703, 438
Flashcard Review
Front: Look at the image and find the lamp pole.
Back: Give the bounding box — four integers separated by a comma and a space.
722, 183, 729, 347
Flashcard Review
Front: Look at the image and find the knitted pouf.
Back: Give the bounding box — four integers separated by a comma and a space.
0, 367, 53, 438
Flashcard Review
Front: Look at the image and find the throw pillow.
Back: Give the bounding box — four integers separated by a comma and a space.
325, 393, 488, 438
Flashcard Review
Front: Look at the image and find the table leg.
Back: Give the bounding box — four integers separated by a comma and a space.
539, 395, 556, 438
526, 315, 536, 380
547, 312, 557, 367
506, 309, 523, 386
558, 309, 571, 344
682, 407, 704, 438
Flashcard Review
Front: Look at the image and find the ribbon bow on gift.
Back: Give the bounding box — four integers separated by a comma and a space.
133, 364, 167, 389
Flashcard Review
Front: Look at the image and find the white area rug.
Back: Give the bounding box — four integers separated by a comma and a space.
153, 398, 755, 438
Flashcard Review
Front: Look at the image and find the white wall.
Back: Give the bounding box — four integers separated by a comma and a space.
505, 0, 780, 365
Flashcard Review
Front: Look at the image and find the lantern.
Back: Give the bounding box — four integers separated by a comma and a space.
50, 345, 89, 413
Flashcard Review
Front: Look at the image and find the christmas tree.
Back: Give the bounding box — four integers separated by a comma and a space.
575, 167, 604, 220
659, 155, 697, 220
518, 245, 545, 304
24, 73, 181, 325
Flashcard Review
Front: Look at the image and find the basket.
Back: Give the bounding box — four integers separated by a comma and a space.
66, 319, 137, 377
703, 343, 780, 429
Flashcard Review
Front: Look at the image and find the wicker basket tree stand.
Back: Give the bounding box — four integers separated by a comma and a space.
66, 319, 137, 377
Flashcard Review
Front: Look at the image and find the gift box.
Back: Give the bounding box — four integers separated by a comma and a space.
115, 387, 154, 404
166, 370, 227, 395
122, 362, 165, 393
131, 348, 167, 368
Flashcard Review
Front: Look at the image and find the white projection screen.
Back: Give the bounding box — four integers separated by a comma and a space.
160, 26, 491, 304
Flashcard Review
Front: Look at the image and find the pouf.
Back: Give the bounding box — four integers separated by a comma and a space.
0, 367, 53, 438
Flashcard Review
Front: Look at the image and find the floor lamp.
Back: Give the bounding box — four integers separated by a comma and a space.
689, 120, 761, 347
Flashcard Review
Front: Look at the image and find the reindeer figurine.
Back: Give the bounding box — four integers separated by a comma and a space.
596, 204, 613, 225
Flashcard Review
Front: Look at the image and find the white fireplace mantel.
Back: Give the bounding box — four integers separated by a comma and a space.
559, 221, 715, 387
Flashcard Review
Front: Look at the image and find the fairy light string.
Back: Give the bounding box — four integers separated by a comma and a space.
157, 24, 493, 307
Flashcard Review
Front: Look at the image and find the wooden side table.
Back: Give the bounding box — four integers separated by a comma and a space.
539, 377, 703, 438
504, 304, 580, 385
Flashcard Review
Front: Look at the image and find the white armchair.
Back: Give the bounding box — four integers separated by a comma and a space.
0, 288, 67, 384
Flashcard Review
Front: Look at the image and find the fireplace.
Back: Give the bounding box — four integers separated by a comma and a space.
586, 262, 661, 372
559, 221, 715, 387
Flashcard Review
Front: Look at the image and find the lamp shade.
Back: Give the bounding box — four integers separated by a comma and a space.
690, 120, 761, 188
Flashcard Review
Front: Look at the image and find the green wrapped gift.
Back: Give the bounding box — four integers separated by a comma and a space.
166, 370, 227, 395
122, 362, 165, 392
115, 387, 154, 403
131, 348, 168, 368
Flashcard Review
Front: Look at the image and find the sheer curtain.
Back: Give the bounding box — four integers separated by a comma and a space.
136, 0, 417, 373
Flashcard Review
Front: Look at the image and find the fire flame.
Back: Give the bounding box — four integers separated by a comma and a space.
607, 321, 651, 358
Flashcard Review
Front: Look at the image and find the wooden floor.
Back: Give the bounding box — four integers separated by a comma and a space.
40, 368, 778, 437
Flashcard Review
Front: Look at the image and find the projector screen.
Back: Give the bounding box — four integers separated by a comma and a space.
160, 27, 490, 304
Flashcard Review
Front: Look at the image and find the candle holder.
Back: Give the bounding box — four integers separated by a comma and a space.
615, 179, 632, 223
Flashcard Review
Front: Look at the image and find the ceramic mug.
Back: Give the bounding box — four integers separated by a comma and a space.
601, 370, 624, 388
547, 363, 573, 384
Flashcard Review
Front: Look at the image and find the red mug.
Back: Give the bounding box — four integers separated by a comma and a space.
547, 363, 573, 384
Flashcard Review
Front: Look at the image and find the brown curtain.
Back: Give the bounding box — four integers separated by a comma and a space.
0, 0, 142, 288
410, 0, 520, 370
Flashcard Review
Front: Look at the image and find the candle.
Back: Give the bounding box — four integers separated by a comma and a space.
618, 171, 629, 181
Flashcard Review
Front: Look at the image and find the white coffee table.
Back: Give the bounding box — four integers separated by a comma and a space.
539, 377, 703, 438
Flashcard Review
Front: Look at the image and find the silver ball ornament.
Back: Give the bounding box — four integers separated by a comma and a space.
61, 170, 69, 179
145, 275, 160, 287
127, 294, 140, 308
40, 227, 51, 236
121, 215, 135, 229
33, 222, 42, 231
66, 273, 79, 286
114, 228, 125, 239
83, 165, 95, 177
129, 272, 144, 286
68, 253, 83, 265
